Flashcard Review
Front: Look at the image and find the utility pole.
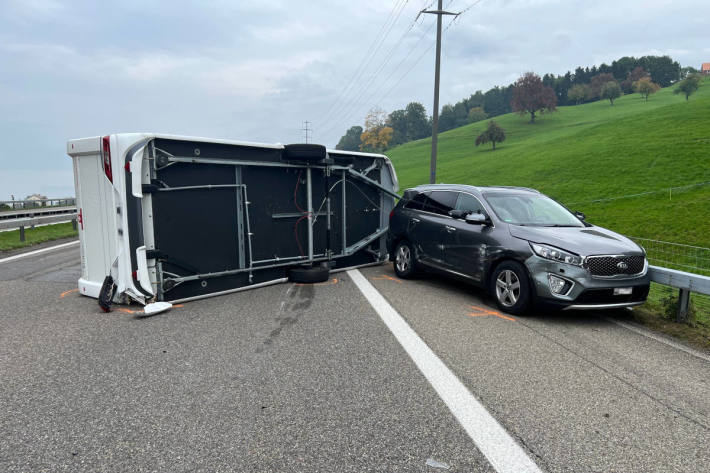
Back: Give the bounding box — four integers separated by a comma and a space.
301, 121, 312, 143
421, 1, 459, 184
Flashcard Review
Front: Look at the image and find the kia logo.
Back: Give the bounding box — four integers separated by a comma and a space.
617, 261, 628, 270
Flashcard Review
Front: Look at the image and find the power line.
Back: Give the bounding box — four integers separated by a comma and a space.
317, 7, 425, 138
319, 0, 411, 131
319, 1, 451, 139
322, 0, 484, 145
319, 0, 410, 126
320, 0, 462, 140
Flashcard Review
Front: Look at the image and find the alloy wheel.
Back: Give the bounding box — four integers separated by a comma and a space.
495, 270, 521, 307
396, 244, 411, 274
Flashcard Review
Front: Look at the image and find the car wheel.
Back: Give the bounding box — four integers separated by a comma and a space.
393, 241, 417, 279
491, 261, 531, 315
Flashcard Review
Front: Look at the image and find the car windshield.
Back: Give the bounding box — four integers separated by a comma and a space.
483, 193, 584, 227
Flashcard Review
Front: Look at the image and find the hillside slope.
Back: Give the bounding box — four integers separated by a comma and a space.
387, 78, 710, 247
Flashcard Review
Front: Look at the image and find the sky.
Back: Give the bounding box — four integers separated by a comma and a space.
0, 0, 708, 199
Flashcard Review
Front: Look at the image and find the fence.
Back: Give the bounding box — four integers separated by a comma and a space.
0, 198, 76, 211
628, 237, 710, 324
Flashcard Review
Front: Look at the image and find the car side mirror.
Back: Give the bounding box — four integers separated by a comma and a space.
465, 213, 490, 225
448, 209, 467, 219
574, 211, 586, 221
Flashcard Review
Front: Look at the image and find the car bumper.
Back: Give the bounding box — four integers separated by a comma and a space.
525, 255, 651, 310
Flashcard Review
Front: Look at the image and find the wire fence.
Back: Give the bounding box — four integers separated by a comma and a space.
628, 237, 710, 324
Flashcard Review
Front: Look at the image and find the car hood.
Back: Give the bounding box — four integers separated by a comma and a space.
508, 224, 643, 257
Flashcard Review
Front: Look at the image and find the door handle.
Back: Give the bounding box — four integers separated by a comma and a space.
445, 225, 456, 233
411, 218, 420, 224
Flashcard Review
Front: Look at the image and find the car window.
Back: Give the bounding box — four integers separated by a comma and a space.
424, 191, 458, 215
404, 192, 428, 211
483, 193, 584, 227
456, 193, 485, 214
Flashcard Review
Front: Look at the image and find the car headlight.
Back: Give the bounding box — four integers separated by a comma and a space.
530, 242, 583, 266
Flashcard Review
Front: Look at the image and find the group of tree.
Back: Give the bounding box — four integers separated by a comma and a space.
335, 55, 691, 151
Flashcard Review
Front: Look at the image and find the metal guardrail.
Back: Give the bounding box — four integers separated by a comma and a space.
0, 213, 78, 241
0, 197, 75, 210
648, 265, 710, 322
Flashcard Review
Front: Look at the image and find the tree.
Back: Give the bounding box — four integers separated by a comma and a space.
674, 74, 702, 101
641, 55, 680, 87
511, 72, 557, 123
475, 121, 506, 150
589, 73, 616, 99
360, 107, 393, 152
680, 66, 699, 79
386, 109, 408, 146
335, 126, 363, 151
404, 102, 430, 141
600, 81, 622, 105
467, 107, 487, 123
567, 84, 588, 104
620, 66, 648, 94
633, 77, 660, 102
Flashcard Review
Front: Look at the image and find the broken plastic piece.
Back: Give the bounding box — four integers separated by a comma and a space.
426, 458, 450, 470
143, 302, 172, 316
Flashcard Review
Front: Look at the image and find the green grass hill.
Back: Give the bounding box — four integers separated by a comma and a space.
387, 77, 710, 248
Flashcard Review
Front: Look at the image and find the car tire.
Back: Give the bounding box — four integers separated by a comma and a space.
283, 144, 327, 162
490, 261, 531, 315
393, 240, 417, 279
288, 265, 330, 283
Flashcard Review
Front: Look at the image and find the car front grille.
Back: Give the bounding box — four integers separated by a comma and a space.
584, 255, 646, 277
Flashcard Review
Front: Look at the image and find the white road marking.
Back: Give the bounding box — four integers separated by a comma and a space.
347, 269, 542, 473
0, 240, 79, 264
605, 316, 710, 362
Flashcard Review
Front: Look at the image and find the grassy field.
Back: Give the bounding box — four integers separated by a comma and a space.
388, 77, 710, 247
0, 222, 78, 251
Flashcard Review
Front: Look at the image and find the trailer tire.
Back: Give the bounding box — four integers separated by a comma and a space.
283, 144, 327, 162
288, 265, 330, 283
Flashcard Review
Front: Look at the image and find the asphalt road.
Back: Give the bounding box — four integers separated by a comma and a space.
1, 242, 709, 472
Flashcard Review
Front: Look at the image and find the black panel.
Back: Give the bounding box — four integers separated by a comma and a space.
149, 138, 389, 301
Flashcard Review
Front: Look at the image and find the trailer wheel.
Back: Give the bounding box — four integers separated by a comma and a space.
283, 144, 327, 162
288, 265, 330, 283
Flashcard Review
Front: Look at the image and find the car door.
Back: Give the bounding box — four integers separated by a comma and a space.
406, 191, 457, 264
442, 192, 491, 282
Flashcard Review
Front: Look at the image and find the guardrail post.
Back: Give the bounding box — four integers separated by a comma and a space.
676, 288, 691, 323
19, 225, 25, 242
72, 217, 77, 231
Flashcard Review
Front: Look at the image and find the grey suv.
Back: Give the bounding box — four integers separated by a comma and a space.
386, 184, 650, 314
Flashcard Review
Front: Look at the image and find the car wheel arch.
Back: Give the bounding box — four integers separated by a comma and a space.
486, 256, 534, 295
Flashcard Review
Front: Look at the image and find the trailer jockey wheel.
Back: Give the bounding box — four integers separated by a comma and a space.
98, 275, 117, 313
288, 264, 330, 284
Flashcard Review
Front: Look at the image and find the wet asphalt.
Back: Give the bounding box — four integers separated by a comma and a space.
1, 243, 709, 472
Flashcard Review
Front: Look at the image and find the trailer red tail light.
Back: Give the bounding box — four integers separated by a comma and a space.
101, 135, 112, 182
389, 209, 394, 220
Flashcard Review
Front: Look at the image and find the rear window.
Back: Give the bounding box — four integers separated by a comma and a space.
424, 191, 457, 215
404, 193, 428, 211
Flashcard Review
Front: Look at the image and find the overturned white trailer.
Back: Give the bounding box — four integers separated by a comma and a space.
67, 134, 398, 309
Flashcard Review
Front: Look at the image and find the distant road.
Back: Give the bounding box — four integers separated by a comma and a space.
1, 243, 708, 472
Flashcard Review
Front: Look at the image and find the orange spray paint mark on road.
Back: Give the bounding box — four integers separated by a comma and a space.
468, 305, 516, 322
372, 274, 403, 284
59, 288, 79, 298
